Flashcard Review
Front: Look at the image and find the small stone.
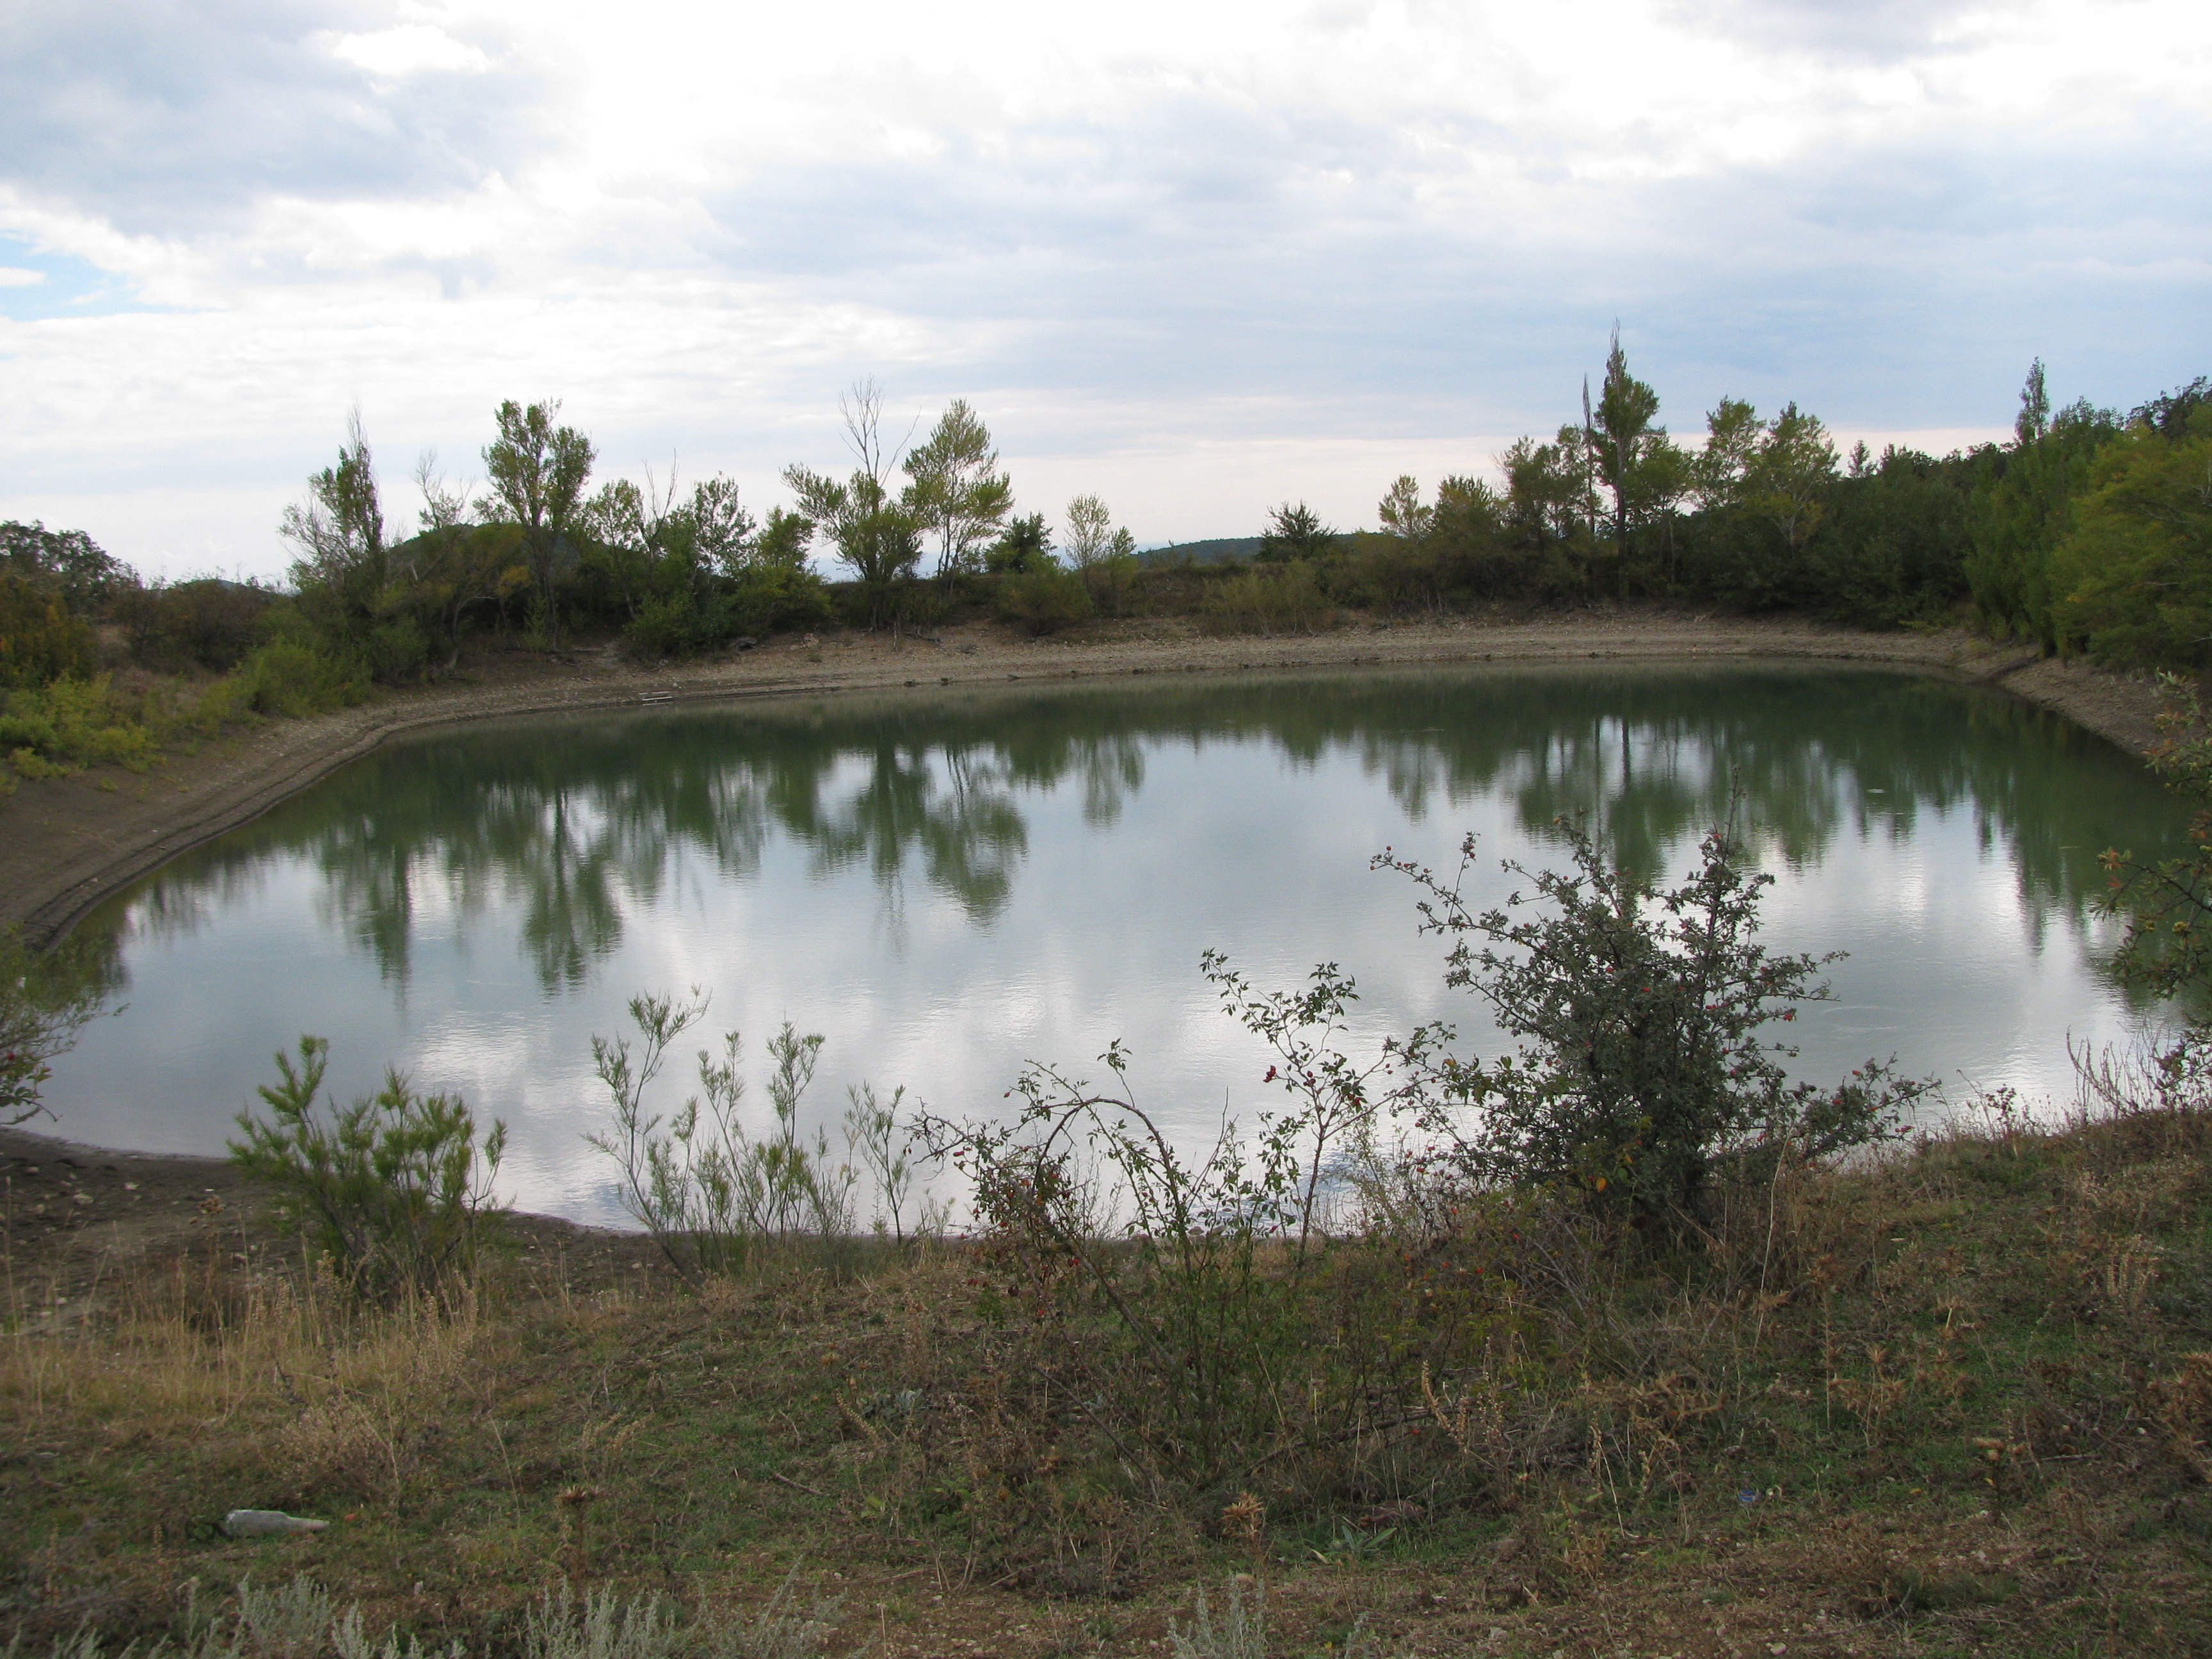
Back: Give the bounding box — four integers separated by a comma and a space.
222, 1509, 329, 1537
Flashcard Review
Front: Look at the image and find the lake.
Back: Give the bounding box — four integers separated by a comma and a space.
38, 662, 2185, 1224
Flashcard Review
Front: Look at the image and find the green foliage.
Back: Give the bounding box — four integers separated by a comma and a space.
616, 565, 833, 661
111, 577, 276, 672
586, 992, 876, 1284
0, 926, 117, 1127
2049, 404, 2212, 668
1382, 817, 1928, 1230
1199, 559, 1330, 635
1258, 501, 1338, 563
483, 399, 597, 647
1808, 444, 1978, 627
230, 633, 371, 717
1579, 333, 1688, 598
902, 399, 1013, 577
0, 575, 97, 689
783, 381, 924, 625
984, 511, 1055, 574
2, 674, 161, 772
995, 563, 1092, 634
2099, 675, 2212, 1010
228, 1036, 508, 1299
280, 412, 387, 605
0, 519, 131, 613
1964, 362, 2119, 648
755, 506, 815, 570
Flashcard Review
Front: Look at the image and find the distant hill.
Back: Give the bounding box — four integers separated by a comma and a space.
1137, 536, 1263, 566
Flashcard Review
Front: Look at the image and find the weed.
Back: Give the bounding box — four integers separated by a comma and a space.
1166, 1576, 1264, 1659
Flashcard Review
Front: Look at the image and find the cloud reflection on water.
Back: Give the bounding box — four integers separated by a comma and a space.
45, 664, 2186, 1222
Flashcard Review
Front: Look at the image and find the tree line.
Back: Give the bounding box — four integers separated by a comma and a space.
2, 344, 2208, 753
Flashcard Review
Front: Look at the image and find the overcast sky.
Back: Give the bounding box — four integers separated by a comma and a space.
2, 0, 2206, 580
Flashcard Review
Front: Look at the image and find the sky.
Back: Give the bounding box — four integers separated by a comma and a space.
1, 0, 2206, 581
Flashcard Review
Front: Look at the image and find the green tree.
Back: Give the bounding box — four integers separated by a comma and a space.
755, 506, 816, 571
1499, 435, 1592, 593
1743, 402, 1838, 556
783, 381, 923, 623
1690, 396, 1763, 513
1580, 333, 1685, 597
985, 511, 1055, 574
230, 1036, 507, 1300
2049, 401, 2212, 668
902, 399, 1012, 576
0, 521, 131, 613
1062, 494, 1135, 570
580, 466, 747, 623
1964, 362, 2117, 647
280, 408, 388, 617
1377, 474, 1433, 541
483, 399, 596, 646
1258, 502, 1337, 563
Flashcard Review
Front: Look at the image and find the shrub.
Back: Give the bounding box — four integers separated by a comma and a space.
2, 675, 161, 773
0, 575, 97, 689
1082, 550, 1142, 618
586, 991, 869, 1283
233, 637, 370, 717
619, 592, 716, 662
1198, 560, 1331, 636
1381, 816, 1929, 1232
112, 577, 276, 672
229, 1036, 508, 1300
996, 565, 1092, 634
727, 562, 833, 638
365, 615, 430, 684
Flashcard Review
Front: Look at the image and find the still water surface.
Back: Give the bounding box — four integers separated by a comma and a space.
42, 664, 2184, 1223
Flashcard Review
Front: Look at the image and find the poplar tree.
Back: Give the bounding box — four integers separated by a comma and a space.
482, 399, 595, 646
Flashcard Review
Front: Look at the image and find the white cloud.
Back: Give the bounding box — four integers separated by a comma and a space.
0, 266, 44, 286
328, 24, 492, 78
0, 0, 2206, 576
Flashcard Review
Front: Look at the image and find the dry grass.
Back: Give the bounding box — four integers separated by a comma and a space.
4, 1091, 2212, 1656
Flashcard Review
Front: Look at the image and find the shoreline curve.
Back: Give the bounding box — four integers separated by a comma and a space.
1, 611, 2161, 952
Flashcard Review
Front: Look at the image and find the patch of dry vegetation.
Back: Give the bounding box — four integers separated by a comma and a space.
3, 1079, 2209, 1658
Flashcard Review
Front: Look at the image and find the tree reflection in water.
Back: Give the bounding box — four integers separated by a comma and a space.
93, 665, 2185, 1002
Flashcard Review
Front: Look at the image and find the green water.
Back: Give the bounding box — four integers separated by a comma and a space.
41, 663, 2185, 1222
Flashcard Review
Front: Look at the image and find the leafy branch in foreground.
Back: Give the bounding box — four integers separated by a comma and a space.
1378, 815, 1928, 1233
228, 1036, 507, 1299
